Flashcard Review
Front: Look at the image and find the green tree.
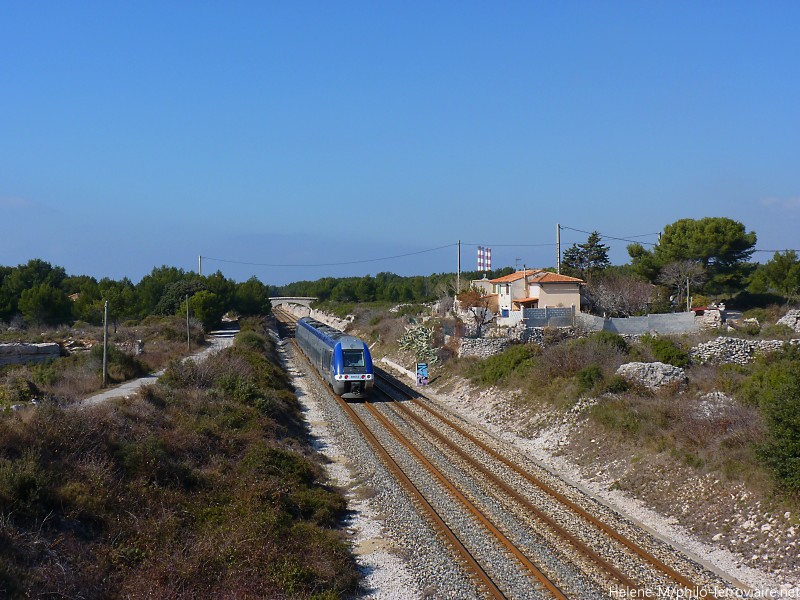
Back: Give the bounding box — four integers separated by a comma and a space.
628, 217, 756, 295
0, 259, 67, 321
562, 231, 609, 280
155, 280, 207, 316
203, 271, 236, 308
234, 277, 271, 315
751, 251, 800, 303
62, 275, 103, 323
183, 290, 226, 329
18, 283, 72, 326
136, 266, 191, 316
99, 277, 140, 327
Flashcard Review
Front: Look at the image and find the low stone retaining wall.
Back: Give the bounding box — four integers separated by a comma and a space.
690, 336, 800, 366
0, 343, 61, 366
459, 338, 510, 358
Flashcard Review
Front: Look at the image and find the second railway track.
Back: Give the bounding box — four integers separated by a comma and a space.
274, 308, 743, 598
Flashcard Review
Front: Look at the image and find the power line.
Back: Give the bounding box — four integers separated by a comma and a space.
753, 248, 800, 253
463, 242, 556, 248
561, 225, 800, 254
202, 242, 457, 268
559, 225, 661, 246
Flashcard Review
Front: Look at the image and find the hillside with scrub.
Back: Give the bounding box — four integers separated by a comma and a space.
0, 319, 360, 598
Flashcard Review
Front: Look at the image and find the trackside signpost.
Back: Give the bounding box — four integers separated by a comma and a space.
416, 362, 428, 386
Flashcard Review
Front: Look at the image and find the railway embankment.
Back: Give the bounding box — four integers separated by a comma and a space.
279, 303, 800, 593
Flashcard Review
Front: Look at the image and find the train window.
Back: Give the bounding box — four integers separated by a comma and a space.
343, 350, 365, 368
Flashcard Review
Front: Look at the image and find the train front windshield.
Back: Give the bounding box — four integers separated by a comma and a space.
343, 350, 365, 369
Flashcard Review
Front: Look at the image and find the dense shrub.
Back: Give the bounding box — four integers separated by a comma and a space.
738, 347, 800, 491
589, 331, 629, 354
0, 327, 359, 598
89, 344, 148, 382
639, 334, 690, 368
602, 375, 630, 394
234, 330, 268, 353
576, 364, 604, 394
467, 344, 537, 385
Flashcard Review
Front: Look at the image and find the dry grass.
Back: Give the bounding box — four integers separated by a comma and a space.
0, 316, 205, 408
0, 321, 360, 599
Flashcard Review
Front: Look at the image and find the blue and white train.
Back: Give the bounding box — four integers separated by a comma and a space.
295, 317, 374, 399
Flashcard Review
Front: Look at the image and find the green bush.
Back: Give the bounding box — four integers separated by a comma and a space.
89, 344, 148, 382
738, 347, 800, 490
602, 375, 630, 394
467, 344, 536, 385
234, 330, 267, 353
576, 364, 603, 394
589, 331, 629, 354
640, 334, 690, 368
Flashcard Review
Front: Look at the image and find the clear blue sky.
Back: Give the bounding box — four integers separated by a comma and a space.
2, 2, 798, 286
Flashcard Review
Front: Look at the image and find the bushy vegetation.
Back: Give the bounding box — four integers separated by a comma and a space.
0, 321, 359, 598
0, 259, 272, 330
0, 316, 206, 408
738, 346, 800, 491
637, 334, 691, 368
466, 344, 538, 386
280, 268, 512, 305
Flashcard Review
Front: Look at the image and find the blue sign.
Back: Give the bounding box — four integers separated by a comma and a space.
416, 362, 428, 386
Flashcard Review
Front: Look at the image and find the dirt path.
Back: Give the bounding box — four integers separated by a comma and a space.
78, 329, 237, 409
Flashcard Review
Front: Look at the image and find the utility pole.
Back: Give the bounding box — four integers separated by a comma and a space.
186, 294, 191, 352
198, 255, 202, 276
457, 240, 461, 294
556, 223, 562, 274
686, 277, 690, 312
102, 300, 109, 387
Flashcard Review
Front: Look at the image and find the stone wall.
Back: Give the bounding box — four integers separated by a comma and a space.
0, 343, 61, 366
458, 337, 511, 359
690, 336, 800, 366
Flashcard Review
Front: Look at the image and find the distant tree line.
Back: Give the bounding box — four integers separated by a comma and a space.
278, 268, 513, 304
4, 216, 796, 329
0, 260, 272, 329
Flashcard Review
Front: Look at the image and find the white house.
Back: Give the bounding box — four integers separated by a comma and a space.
471, 269, 584, 325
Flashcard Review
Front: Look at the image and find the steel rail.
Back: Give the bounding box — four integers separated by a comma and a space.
274, 311, 508, 599
375, 387, 640, 591
376, 370, 705, 597
363, 390, 569, 599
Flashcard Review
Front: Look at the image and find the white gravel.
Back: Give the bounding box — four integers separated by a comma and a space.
276, 337, 424, 600
421, 378, 800, 598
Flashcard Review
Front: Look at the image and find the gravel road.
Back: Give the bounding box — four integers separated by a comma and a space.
78, 329, 237, 409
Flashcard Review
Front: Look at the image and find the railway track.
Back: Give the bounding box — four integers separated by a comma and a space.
273, 309, 738, 598
371, 371, 730, 596
277, 310, 541, 597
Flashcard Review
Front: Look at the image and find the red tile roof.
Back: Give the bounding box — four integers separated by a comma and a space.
528, 272, 584, 283
489, 269, 539, 283
489, 270, 583, 284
